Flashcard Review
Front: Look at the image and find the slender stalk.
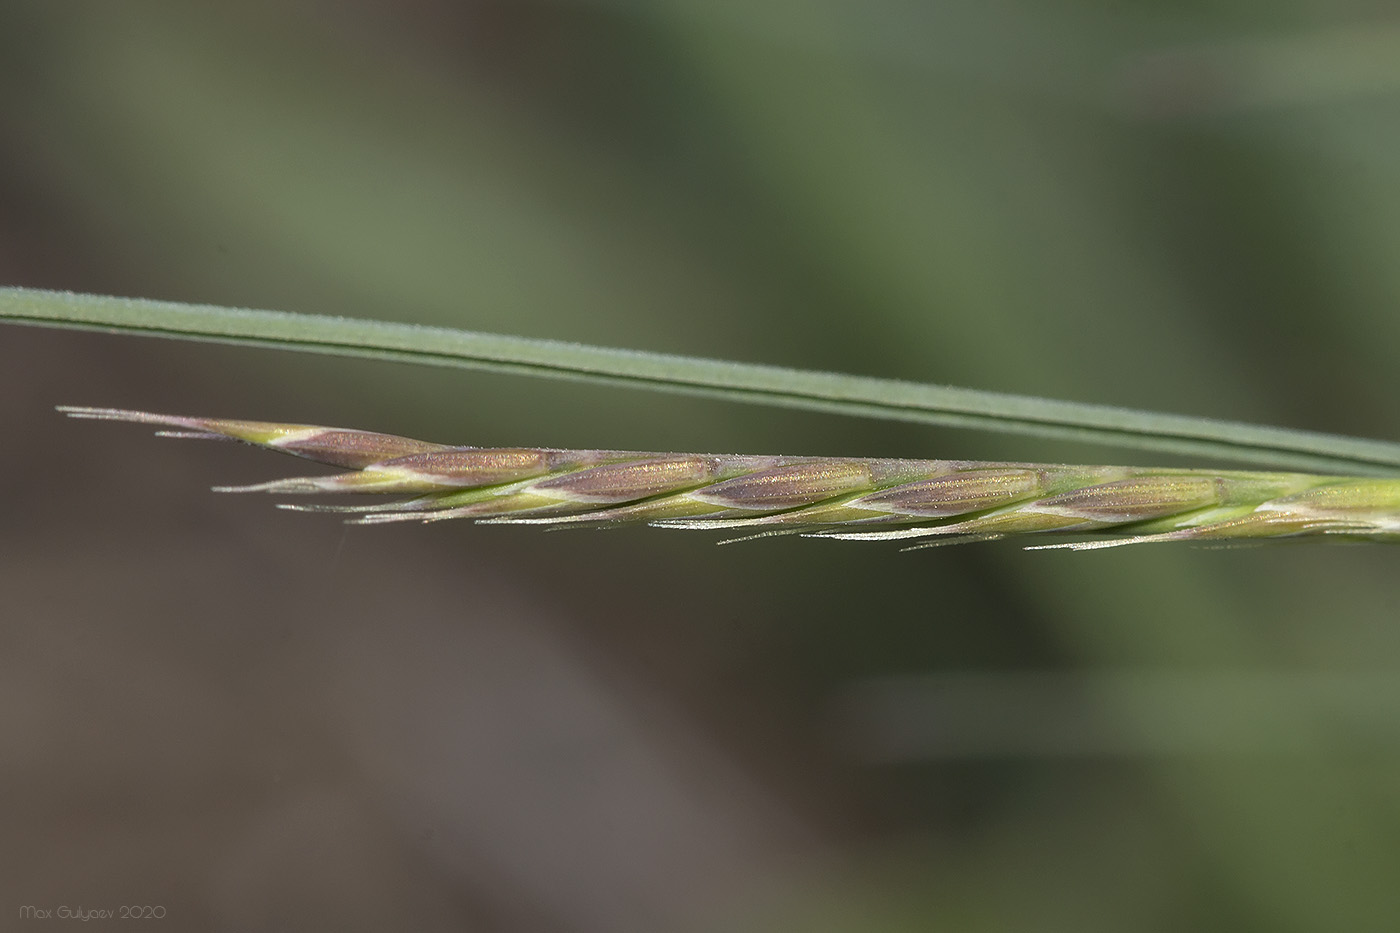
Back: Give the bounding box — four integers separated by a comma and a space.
61, 408, 1400, 550
7, 287, 1400, 473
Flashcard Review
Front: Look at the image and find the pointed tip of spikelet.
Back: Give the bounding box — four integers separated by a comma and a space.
58, 406, 452, 469
59, 406, 324, 446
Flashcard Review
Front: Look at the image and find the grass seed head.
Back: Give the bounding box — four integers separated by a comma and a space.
63, 408, 1400, 550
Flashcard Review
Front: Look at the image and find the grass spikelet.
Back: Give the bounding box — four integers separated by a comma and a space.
63, 408, 1400, 550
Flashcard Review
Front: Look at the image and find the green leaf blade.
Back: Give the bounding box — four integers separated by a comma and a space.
7, 286, 1400, 475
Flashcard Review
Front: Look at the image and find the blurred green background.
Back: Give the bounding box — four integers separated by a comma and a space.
3, 1, 1399, 930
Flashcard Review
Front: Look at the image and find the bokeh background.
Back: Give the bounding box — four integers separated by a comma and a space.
3, 2, 1400, 930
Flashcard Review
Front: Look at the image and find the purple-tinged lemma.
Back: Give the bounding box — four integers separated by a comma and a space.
60, 407, 1400, 550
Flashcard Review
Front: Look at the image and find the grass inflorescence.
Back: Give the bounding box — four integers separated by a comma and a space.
61, 407, 1400, 551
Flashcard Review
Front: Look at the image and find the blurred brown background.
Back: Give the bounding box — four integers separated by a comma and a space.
3, 2, 1400, 930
